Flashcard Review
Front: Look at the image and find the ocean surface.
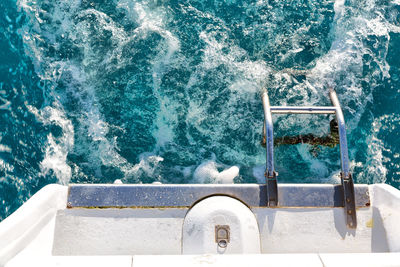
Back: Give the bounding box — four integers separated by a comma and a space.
1, 0, 399, 221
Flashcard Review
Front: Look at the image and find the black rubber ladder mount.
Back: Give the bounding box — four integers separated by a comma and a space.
261, 88, 357, 229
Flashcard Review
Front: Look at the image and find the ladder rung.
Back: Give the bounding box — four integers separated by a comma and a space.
270, 106, 336, 114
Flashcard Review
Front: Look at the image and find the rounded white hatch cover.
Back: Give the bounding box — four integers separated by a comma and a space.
182, 196, 261, 254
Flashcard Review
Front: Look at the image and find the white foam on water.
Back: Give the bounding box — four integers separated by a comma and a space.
181, 28, 271, 166
199, 30, 271, 92
0, 158, 15, 179
0, 144, 12, 153
18, 0, 143, 182
252, 165, 266, 184
115, 1, 183, 148
15, 0, 400, 185
300, 0, 400, 180
27, 105, 74, 185
358, 134, 388, 184
308, 0, 399, 116
63, 80, 126, 174
193, 159, 239, 184
328, 170, 342, 184
355, 114, 400, 184
173, 165, 194, 179
296, 145, 329, 181
126, 152, 164, 182
72, 8, 129, 69
0, 96, 11, 111
15, 0, 273, 184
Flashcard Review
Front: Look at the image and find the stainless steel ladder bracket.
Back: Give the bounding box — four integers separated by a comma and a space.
341, 172, 357, 228
265, 171, 278, 207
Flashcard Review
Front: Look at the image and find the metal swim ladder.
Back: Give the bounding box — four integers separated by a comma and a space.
261, 89, 357, 229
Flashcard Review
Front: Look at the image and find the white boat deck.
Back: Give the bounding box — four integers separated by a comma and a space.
1, 183, 400, 267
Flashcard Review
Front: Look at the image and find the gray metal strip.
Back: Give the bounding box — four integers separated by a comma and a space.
67, 184, 370, 208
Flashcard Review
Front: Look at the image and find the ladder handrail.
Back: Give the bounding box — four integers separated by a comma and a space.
261, 88, 357, 229
262, 92, 278, 206
329, 89, 350, 178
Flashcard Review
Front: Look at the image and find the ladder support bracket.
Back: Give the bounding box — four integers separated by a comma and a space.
341, 173, 357, 228
265, 171, 278, 207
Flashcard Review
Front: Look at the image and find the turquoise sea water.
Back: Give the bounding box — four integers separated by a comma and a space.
0, 0, 399, 220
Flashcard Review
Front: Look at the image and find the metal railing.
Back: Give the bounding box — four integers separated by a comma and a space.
261, 88, 357, 229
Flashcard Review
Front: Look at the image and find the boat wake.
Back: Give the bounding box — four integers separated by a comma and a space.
0, 0, 399, 219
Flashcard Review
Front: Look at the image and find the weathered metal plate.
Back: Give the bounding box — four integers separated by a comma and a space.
68, 184, 267, 208
67, 184, 370, 208
278, 184, 370, 208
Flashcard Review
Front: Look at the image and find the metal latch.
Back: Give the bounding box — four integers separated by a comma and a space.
215, 225, 230, 248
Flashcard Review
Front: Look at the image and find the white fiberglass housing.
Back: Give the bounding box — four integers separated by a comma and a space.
0, 183, 400, 267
